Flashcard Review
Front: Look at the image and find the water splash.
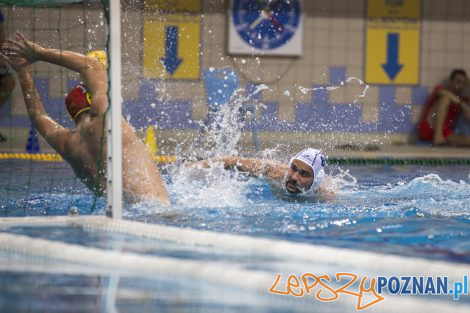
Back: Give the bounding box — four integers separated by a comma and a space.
338, 173, 470, 217
298, 76, 369, 103
166, 83, 277, 210
326, 167, 358, 190
169, 162, 251, 209
192, 83, 270, 159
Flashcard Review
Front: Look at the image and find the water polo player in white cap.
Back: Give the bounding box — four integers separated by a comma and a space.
189, 148, 335, 199
285, 148, 327, 195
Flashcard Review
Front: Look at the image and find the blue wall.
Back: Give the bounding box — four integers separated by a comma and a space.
0, 66, 430, 135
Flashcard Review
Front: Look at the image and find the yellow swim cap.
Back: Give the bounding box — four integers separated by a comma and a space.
86, 50, 107, 68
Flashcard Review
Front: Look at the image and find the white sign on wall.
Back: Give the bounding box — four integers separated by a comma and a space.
228, 0, 303, 56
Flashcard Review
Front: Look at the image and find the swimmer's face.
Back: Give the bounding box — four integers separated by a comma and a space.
285, 159, 314, 194
450, 73, 468, 94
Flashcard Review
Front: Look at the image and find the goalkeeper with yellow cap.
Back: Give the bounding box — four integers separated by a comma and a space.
1, 33, 170, 206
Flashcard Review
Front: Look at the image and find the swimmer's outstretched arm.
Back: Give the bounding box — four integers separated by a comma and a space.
0, 35, 71, 153
189, 156, 287, 180
3, 33, 106, 117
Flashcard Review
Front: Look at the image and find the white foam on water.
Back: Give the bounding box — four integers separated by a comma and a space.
168, 163, 251, 209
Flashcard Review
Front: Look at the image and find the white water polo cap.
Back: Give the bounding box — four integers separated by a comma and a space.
290, 148, 327, 191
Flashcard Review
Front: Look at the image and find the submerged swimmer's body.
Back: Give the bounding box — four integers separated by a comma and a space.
1, 33, 170, 206
190, 148, 335, 200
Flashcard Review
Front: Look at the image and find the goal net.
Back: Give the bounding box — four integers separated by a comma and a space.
0, 1, 113, 216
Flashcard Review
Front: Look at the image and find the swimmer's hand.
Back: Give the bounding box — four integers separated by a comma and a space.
1, 33, 42, 71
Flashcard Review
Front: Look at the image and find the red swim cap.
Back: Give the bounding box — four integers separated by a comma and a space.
65, 84, 92, 121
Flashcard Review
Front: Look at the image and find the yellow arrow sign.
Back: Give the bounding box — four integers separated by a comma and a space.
365, 0, 420, 85
143, 0, 201, 80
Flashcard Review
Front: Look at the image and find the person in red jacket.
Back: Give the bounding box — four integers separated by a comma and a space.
417, 69, 470, 146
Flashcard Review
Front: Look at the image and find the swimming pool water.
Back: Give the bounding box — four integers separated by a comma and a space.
1, 159, 470, 264
0, 265, 301, 313
0, 160, 104, 216
1, 159, 470, 312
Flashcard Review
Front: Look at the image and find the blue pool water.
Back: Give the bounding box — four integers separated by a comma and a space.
1, 159, 470, 312
1, 159, 470, 264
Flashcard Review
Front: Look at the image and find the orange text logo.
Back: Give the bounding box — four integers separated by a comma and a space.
269, 272, 385, 310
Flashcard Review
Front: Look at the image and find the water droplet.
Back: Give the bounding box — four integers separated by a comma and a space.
298, 86, 309, 95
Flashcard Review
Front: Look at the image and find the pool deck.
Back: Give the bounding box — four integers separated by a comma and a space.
246, 143, 470, 162
326, 144, 470, 160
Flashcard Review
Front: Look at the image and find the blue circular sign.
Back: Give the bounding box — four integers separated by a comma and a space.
232, 0, 301, 50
